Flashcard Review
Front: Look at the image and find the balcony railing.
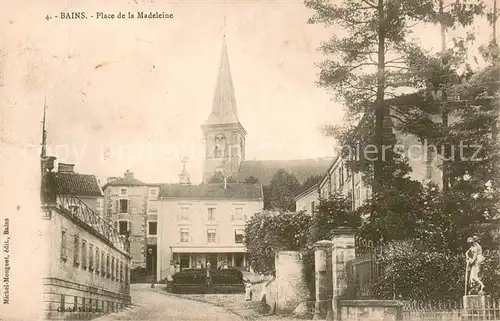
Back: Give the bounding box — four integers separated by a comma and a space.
52, 193, 130, 254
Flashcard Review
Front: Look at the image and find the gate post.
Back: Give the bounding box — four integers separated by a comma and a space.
313, 240, 333, 319
331, 227, 356, 321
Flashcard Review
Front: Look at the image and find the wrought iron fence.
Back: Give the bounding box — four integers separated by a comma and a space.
402, 298, 500, 321
54, 193, 130, 254
344, 235, 382, 299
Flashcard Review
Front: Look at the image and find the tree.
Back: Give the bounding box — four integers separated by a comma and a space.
304, 0, 436, 223
245, 211, 311, 275
268, 169, 301, 211
305, 0, 489, 245
243, 175, 260, 184
300, 174, 323, 192
207, 172, 237, 184
310, 192, 360, 243
395, 45, 500, 251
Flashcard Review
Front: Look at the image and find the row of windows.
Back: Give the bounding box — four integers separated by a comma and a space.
320, 162, 354, 199
60, 229, 129, 284
179, 207, 246, 221
179, 228, 245, 244
114, 220, 157, 236
118, 188, 157, 197
113, 198, 154, 214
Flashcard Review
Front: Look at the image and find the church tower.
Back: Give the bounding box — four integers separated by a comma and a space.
201, 38, 246, 183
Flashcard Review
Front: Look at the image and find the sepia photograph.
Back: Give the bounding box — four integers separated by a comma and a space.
1, 0, 499, 320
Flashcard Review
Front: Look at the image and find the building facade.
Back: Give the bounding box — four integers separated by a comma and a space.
102, 171, 159, 275
41, 157, 131, 320
151, 182, 263, 280
295, 96, 444, 214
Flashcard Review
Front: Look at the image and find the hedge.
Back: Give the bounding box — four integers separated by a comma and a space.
172, 268, 244, 285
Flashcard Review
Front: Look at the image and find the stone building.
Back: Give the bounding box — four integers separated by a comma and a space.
40, 157, 131, 320
150, 181, 264, 279
102, 171, 159, 276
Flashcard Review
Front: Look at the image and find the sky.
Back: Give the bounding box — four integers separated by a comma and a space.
0, 1, 496, 318
1, 0, 495, 186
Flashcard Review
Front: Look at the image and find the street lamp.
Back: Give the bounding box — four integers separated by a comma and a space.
148, 248, 155, 288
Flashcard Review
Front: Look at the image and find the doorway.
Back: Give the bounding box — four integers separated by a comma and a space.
146, 245, 157, 277
234, 253, 244, 267
206, 254, 217, 268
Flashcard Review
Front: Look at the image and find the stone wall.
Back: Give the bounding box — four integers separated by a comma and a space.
340, 300, 403, 321
274, 251, 309, 313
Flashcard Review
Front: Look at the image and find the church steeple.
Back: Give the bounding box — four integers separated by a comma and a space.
205, 38, 239, 125
201, 37, 247, 183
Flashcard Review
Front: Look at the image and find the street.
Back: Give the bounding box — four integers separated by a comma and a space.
93, 284, 246, 321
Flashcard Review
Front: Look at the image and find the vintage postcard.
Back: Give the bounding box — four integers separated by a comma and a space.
1, 0, 499, 320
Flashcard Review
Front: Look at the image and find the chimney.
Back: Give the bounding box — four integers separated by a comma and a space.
40, 156, 57, 204
124, 170, 134, 180
41, 156, 57, 173
58, 163, 75, 173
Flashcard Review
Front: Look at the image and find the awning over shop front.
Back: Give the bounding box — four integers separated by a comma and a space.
171, 246, 247, 253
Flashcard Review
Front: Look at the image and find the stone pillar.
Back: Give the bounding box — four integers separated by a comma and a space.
313, 240, 333, 320
331, 227, 356, 321
275, 251, 309, 314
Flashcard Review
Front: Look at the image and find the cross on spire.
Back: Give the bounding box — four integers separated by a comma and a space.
223, 0, 227, 38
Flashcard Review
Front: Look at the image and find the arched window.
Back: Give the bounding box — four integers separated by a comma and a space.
214, 134, 227, 158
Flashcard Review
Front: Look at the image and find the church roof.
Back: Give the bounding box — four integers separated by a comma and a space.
204, 38, 239, 126
234, 158, 334, 185
158, 183, 263, 200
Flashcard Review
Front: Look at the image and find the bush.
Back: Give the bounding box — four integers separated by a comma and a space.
371, 240, 500, 302
172, 268, 243, 285
245, 211, 311, 275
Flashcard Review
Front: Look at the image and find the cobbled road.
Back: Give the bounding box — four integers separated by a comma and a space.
93, 284, 246, 321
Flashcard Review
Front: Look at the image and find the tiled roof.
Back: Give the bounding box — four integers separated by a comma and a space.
53, 172, 103, 197
158, 183, 263, 200
103, 176, 146, 188
233, 158, 334, 186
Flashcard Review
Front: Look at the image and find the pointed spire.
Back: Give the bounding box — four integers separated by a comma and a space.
205, 38, 238, 125
41, 97, 48, 158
